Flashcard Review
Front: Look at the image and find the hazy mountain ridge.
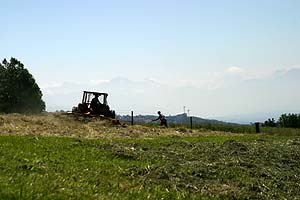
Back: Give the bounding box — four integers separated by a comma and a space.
42, 68, 300, 123
118, 113, 232, 125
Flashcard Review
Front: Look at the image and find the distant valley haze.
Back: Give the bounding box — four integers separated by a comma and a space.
42, 68, 300, 124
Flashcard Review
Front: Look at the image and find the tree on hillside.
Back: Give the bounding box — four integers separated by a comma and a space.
0, 57, 45, 113
278, 113, 300, 128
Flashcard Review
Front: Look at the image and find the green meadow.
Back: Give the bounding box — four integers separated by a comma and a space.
0, 113, 300, 199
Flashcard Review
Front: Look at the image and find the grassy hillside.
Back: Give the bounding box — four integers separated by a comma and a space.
0, 113, 204, 139
0, 113, 300, 199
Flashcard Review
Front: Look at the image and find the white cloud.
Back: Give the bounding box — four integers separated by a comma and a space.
224, 66, 261, 83
89, 79, 109, 85
227, 66, 246, 74
40, 82, 63, 90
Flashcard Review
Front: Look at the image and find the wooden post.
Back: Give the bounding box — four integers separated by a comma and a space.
255, 122, 260, 133
190, 116, 193, 129
131, 111, 134, 125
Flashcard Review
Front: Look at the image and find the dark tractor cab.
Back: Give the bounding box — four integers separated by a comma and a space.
73, 91, 115, 119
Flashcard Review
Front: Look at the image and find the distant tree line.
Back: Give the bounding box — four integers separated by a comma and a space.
0, 57, 45, 113
264, 113, 300, 128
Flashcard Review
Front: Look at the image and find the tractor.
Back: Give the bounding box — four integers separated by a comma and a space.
72, 91, 115, 119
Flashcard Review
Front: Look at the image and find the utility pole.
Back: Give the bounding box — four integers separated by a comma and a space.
183, 106, 186, 114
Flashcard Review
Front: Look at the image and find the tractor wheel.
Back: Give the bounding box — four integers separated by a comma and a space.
78, 103, 88, 113
111, 110, 116, 119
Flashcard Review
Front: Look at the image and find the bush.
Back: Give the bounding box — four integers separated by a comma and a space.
263, 118, 277, 127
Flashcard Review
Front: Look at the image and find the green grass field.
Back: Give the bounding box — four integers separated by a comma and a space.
0, 113, 300, 199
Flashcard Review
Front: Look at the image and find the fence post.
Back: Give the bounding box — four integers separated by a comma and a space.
131, 111, 134, 125
190, 116, 193, 129
255, 122, 260, 133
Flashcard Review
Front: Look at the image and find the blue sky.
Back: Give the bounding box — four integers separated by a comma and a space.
1, 0, 300, 120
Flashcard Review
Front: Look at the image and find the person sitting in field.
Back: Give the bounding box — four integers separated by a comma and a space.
90, 93, 100, 113
152, 111, 168, 127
